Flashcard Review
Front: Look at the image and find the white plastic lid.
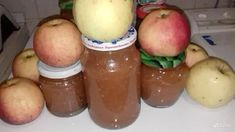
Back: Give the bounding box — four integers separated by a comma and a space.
81, 26, 137, 51
38, 61, 83, 79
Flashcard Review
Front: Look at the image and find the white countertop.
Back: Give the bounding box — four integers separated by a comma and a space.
1, 91, 235, 132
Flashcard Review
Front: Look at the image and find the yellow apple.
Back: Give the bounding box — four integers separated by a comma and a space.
185, 43, 209, 68
0, 78, 44, 125
12, 48, 39, 82
73, 0, 133, 41
186, 57, 235, 108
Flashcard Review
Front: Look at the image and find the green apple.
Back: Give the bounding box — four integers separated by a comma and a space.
185, 43, 209, 68
186, 57, 235, 108
73, 0, 133, 41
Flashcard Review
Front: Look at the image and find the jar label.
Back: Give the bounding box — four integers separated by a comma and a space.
82, 27, 137, 51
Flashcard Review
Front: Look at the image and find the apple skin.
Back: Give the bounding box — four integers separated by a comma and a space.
186, 57, 235, 108
0, 77, 44, 125
138, 8, 190, 56
33, 18, 84, 67
73, 0, 133, 42
12, 48, 39, 82
185, 43, 209, 68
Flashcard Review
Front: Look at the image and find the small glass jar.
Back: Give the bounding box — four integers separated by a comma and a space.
38, 61, 87, 117
82, 27, 141, 129
141, 62, 189, 108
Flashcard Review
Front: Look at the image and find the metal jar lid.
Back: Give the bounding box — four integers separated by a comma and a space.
81, 26, 137, 52
37, 60, 82, 79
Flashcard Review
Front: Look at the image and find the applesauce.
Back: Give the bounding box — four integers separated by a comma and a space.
82, 27, 141, 129
141, 62, 189, 107
38, 61, 87, 117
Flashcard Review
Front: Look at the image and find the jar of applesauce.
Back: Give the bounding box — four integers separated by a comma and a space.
81, 27, 141, 129
37, 61, 87, 117
140, 50, 189, 108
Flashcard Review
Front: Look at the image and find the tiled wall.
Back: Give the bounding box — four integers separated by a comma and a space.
0, 0, 60, 34
166, 0, 230, 9
0, 0, 232, 34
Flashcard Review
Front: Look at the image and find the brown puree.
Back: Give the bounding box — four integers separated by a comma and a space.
39, 72, 87, 117
141, 62, 189, 108
83, 44, 141, 129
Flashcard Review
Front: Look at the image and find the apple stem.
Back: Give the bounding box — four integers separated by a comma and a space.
218, 65, 225, 74
26, 55, 33, 59
158, 10, 170, 18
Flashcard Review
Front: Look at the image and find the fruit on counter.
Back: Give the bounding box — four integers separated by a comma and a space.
0, 78, 44, 125
185, 43, 209, 68
33, 18, 84, 67
73, 0, 133, 42
186, 57, 235, 108
12, 48, 39, 82
138, 8, 190, 56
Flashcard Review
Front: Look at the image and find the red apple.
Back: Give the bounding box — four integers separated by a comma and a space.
138, 8, 190, 56
0, 77, 44, 125
185, 43, 209, 68
33, 18, 84, 67
12, 48, 39, 82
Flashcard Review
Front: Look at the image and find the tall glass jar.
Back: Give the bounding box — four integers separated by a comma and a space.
38, 61, 87, 117
140, 51, 189, 108
82, 27, 141, 129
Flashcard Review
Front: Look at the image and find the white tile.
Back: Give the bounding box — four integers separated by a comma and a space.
195, 0, 217, 8
166, 0, 195, 9
36, 0, 60, 19
26, 18, 41, 35
217, 0, 230, 8
0, 0, 39, 19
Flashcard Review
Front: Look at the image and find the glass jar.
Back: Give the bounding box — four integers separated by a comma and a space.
141, 62, 189, 108
82, 27, 141, 129
38, 61, 87, 117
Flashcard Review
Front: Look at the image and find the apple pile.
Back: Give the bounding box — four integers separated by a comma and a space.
0, 47, 45, 125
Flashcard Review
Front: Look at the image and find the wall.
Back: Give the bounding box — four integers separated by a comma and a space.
0, 0, 231, 34
0, 0, 59, 34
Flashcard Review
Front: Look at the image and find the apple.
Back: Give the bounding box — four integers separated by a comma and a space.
185, 43, 209, 68
73, 0, 133, 41
33, 18, 84, 67
186, 57, 235, 108
12, 48, 39, 82
138, 8, 190, 56
0, 77, 44, 125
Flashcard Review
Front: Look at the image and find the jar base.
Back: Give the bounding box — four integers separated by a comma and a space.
143, 100, 177, 108
47, 106, 87, 117
89, 111, 140, 130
